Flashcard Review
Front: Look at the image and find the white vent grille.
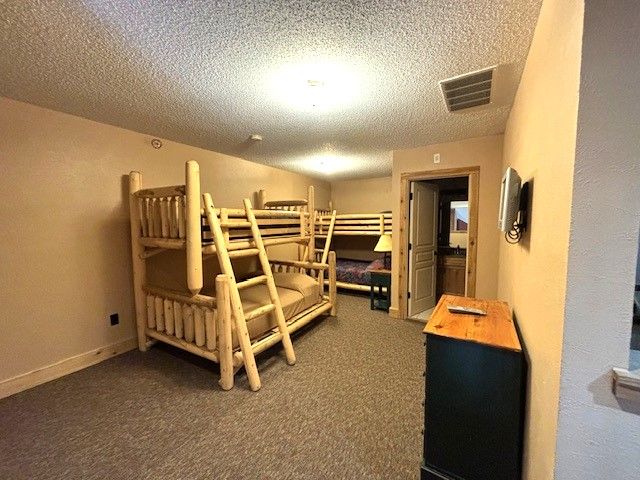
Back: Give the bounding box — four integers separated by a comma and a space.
440, 66, 496, 112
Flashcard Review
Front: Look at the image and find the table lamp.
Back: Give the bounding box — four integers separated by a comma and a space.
374, 234, 392, 269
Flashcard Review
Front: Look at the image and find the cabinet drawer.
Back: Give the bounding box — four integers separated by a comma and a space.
440, 255, 466, 268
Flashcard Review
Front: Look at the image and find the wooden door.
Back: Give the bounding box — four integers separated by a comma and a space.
408, 182, 438, 316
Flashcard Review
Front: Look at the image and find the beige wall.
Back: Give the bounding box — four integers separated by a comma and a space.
329, 176, 392, 261
330, 176, 392, 214
555, 1, 640, 477
497, 0, 584, 479
0, 97, 330, 385
391, 134, 504, 313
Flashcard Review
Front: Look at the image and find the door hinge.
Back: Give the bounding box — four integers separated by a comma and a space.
407, 291, 411, 299
409, 192, 413, 201
409, 243, 412, 251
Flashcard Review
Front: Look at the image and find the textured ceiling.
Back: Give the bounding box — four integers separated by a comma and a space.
0, 1, 541, 179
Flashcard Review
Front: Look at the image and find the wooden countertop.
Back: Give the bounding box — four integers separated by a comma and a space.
423, 295, 521, 352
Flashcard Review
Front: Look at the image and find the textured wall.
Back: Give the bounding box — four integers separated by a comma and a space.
496, 0, 584, 478
391, 134, 503, 311
554, 1, 640, 477
0, 97, 329, 384
327, 176, 393, 262
330, 176, 392, 214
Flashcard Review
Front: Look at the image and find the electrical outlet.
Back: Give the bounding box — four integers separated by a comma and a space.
110, 313, 119, 326
433, 153, 441, 164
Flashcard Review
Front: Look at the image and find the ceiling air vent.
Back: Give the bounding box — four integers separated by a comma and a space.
440, 66, 496, 112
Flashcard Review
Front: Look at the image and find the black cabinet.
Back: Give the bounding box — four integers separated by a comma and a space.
369, 269, 391, 311
421, 296, 527, 480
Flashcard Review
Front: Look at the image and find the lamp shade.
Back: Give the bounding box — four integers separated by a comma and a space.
374, 234, 392, 253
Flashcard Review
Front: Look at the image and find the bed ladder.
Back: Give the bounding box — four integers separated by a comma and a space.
202, 193, 296, 391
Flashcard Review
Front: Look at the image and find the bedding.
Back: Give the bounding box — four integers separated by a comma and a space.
272, 272, 321, 305
335, 258, 385, 285
236, 286, 306, 347
234, 272, 321, 347
202, 272, 324, 347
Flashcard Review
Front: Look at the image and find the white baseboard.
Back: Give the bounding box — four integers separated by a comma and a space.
0, 337, 138, 400
613, 367, 640, 403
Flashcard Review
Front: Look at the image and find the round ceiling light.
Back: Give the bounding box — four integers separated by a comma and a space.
267, 60, 362, 112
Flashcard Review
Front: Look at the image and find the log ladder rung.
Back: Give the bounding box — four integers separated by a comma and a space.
236, 275, 268, 290
228, 248, 260, 259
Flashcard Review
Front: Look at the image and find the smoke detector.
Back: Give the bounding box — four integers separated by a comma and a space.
440, 66, 496, 112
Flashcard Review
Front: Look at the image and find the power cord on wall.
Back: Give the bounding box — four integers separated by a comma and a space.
504, 181, 530, 245
505, 223, 522, 244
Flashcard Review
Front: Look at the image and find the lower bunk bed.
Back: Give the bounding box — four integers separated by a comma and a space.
328, 258, 387, 292
143, 257, 337, 391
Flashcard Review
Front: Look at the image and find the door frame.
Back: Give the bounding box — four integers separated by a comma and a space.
399, 167, 479, 320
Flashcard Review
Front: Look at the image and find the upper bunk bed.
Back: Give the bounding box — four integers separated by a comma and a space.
315, 209, 392, 238
128, 161, 337, 391
258, 190, 393, 292
315, 209, 392, 292
258, 190, 392, 293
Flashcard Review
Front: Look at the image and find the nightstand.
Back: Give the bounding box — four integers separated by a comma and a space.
369, 269, 391, 311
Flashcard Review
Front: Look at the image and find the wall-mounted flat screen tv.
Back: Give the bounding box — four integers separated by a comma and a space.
498, 167, 521, 232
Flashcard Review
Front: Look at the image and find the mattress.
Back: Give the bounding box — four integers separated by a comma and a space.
336, 258, 385, 286
272, 272, 321, 306
217, 272, 321, 347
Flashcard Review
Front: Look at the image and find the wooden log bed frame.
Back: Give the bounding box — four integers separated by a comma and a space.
258, 193, 392, 293
129, 161, 337, 391
318, 209, 391, 293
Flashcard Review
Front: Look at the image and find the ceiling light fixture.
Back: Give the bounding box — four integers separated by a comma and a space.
306, 79, 326, 108
268, 60, 362, 112
297, 152, 360, 176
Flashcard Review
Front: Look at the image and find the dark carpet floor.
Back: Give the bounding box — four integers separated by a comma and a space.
0, 294, 425, 480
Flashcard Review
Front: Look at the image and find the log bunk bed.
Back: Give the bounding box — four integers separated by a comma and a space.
129, 160, 337, 391
314, 208, 392, 292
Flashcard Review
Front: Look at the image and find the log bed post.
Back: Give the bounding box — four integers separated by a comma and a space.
298, 208, 306, 262
216, 274, 234, 390
329, 250, 337, 316
185, 160, 203, 294
308, 185, 315, 262
129, 171, 149, 351
257, 189, 266, 210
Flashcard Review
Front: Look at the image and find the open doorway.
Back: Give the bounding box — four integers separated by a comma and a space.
407, 177, 469, 321
398, 167, 479, 321
631, 228, 640, 371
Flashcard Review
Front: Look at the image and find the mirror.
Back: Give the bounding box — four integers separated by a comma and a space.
450, 201, 469, 233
